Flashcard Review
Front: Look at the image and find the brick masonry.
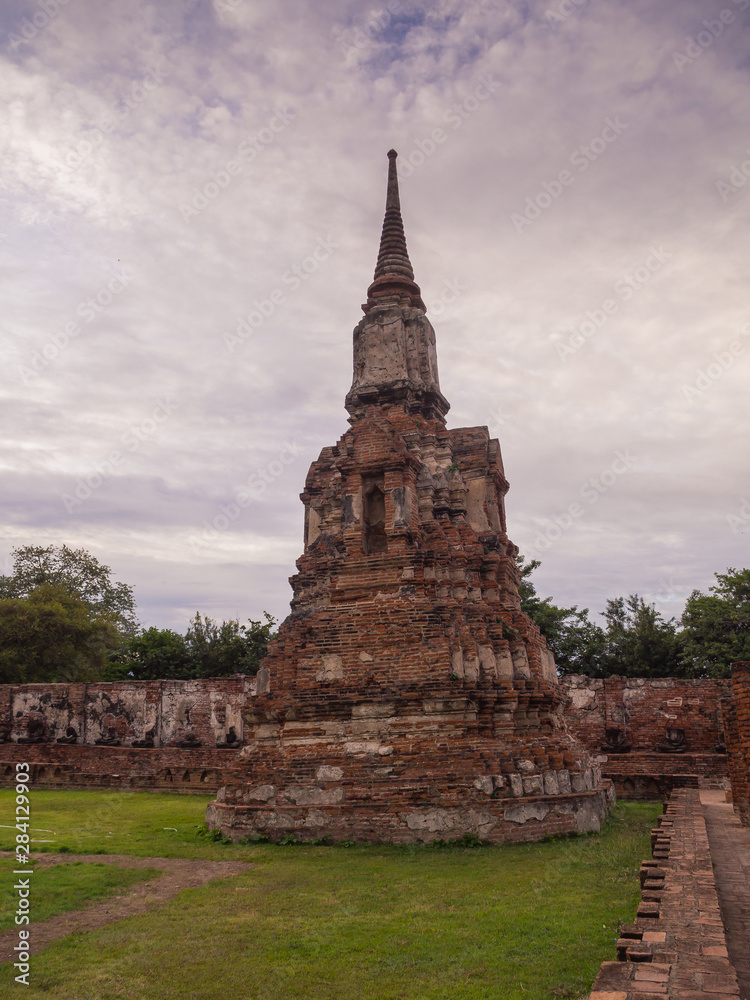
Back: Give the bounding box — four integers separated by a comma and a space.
0, 677, 254, 794
0, 676, 253, 747
0, 742, 235, 793
586, 787, 741, 999
726, 661, 750, 825
561, 675, 729, 799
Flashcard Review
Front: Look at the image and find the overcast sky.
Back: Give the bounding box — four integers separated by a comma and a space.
1, 0, 748, 633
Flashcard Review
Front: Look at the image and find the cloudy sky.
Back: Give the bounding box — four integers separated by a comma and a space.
1, 0, 748, 633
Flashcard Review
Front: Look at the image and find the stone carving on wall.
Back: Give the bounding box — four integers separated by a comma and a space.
601, 726, 631, 754
657, 726, 686, 753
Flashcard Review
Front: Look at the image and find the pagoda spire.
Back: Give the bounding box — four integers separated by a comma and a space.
365, 150, 426, 311
346, 150, 449, 422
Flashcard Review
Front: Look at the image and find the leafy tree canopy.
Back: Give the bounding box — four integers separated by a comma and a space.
680, 567, 750, 678
599, 594, 685, 678
0, 544, 138, 637
107, 613, 276, 681
0, 583, 121, 684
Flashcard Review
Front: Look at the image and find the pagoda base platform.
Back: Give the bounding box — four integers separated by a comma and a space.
206, 732, 615, 844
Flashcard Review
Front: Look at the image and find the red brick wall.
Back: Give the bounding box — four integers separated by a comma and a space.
561, 675, 730, 753
586, 788, 741, 998
0, 742, 236, 793
727, 661, 750, 825
0, 676, 254, 748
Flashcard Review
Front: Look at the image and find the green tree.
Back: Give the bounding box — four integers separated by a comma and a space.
516, 556, 606, 675
599, 594, 685, 678
680, 567, 750, 678
105, 627, 191, 681
184, 612, 276, 678
0, 545, 138, 636
0, 583, 120, 684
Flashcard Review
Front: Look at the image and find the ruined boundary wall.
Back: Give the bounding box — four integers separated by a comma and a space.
0, 743, 237, 793
560, 675, 730, 753
0, 677, 257, 794
0, 677, 255, 748
560, 676, 730, 799
586, 788, 741, 998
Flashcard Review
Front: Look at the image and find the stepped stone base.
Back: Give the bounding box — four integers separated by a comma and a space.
206, 725, 614, 843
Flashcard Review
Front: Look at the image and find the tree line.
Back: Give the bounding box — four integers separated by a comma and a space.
0, 544, 748, 684
0, 546, 275, 684
518, 556, 750, 679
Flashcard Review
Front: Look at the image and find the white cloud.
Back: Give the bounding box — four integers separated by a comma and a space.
0, 0, 748, 631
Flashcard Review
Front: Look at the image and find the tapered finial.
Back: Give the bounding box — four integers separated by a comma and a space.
365, 150, 425, 311
386, 150, 400, 211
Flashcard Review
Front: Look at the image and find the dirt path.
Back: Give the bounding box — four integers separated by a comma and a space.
0, 852, 254, 962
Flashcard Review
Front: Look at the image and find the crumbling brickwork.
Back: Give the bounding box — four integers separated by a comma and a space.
206, 151, 613, 844
0, 742, 234, 793
562, 675, 730, 753
561, 675, 729, 798
0, 677, 253, 749
726, 661, 750, 825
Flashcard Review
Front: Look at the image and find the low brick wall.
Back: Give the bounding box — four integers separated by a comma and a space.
586, 788, 740, 999
561, 676, 730, 801
562, 675, 730, 753
601, 752, 728, 800
726, 662, 750, 826
0, 676, 255, 749
0, 743, 237, 794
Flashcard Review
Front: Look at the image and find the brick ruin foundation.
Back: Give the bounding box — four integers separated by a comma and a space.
204, 150, 614, 843
0, 677, 253, 793
561, 675, 730, 799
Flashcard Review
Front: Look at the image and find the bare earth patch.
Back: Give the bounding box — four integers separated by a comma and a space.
0, 852, 254, 962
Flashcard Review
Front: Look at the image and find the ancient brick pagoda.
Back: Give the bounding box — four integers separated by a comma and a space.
206, 151, 613, 843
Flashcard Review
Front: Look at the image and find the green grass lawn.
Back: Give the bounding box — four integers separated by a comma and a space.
0, 857, 161, 931
0, 789, 660, 1000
